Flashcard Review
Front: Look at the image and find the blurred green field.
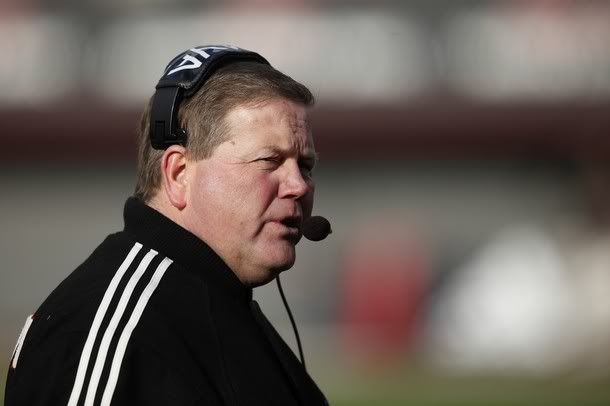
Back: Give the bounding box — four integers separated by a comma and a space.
2, 364, 609, 405
321, 368, 610, 406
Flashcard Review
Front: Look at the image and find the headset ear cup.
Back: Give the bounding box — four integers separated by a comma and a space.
149, 45, 270, 150
150, 87, 184, 149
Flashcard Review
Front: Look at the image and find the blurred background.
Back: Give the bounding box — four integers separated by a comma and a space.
2, 0, 610, 404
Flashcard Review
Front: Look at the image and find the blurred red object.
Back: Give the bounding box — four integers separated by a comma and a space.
339, 220, 429, 367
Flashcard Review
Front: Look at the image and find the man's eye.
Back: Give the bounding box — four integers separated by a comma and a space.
258, 157, 281, 167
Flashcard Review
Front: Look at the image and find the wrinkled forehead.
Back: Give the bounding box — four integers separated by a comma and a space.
225, 98, 314, 149
252, 97, 310, 128
284, 107, 314, 149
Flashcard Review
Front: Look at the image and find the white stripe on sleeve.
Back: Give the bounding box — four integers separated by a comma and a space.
100, 257, 173, 406
67, 242, 143, 406
83, 248, 158, 406
11, 314, 34, 369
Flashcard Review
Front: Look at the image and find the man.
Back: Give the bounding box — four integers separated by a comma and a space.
5, 46, 328, 405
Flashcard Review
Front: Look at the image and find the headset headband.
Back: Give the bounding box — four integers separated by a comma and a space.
150, 45, 270, 150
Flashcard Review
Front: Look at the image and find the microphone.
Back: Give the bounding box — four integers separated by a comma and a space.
302, 216, 332, 241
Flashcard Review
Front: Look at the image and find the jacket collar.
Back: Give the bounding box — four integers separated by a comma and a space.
123, 197, 252, 302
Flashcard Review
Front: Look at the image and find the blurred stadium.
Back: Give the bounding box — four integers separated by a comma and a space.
1, 0, 610, 404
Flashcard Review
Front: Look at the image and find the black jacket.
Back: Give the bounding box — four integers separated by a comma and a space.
5, 197, 328, 405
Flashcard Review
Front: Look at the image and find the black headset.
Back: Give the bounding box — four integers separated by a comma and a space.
149, 45, 270, 150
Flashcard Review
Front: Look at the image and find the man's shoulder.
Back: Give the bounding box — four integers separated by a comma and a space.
11, 229, 210, 373
15, 228, 217, 383
6, 231, 218, 406
35, 232, 139, 317
36, 230, 205, 334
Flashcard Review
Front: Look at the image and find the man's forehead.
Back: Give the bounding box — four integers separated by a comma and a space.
228, 98, 309, 124
223, 98, 313, 147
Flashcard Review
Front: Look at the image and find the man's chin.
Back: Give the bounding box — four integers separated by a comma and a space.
242, 243, 296, 286
267, 253, 296, 274
266, 239, 296, 261
263, 252, 296, 277
246, 262, 292, 287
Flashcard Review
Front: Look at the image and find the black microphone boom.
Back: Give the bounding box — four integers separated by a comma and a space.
302, 216, 332, 241
277, 216, 331, 371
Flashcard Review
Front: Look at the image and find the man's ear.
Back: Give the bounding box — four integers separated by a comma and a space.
160, 145, 188, 210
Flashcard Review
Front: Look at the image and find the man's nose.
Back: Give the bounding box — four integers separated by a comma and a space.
279, 161, 311, 199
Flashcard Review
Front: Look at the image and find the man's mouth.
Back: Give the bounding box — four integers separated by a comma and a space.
280, 217, 301, 230
271, 216, 302, 242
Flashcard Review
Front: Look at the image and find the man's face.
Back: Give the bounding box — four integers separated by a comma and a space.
182, 97, 316, 286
